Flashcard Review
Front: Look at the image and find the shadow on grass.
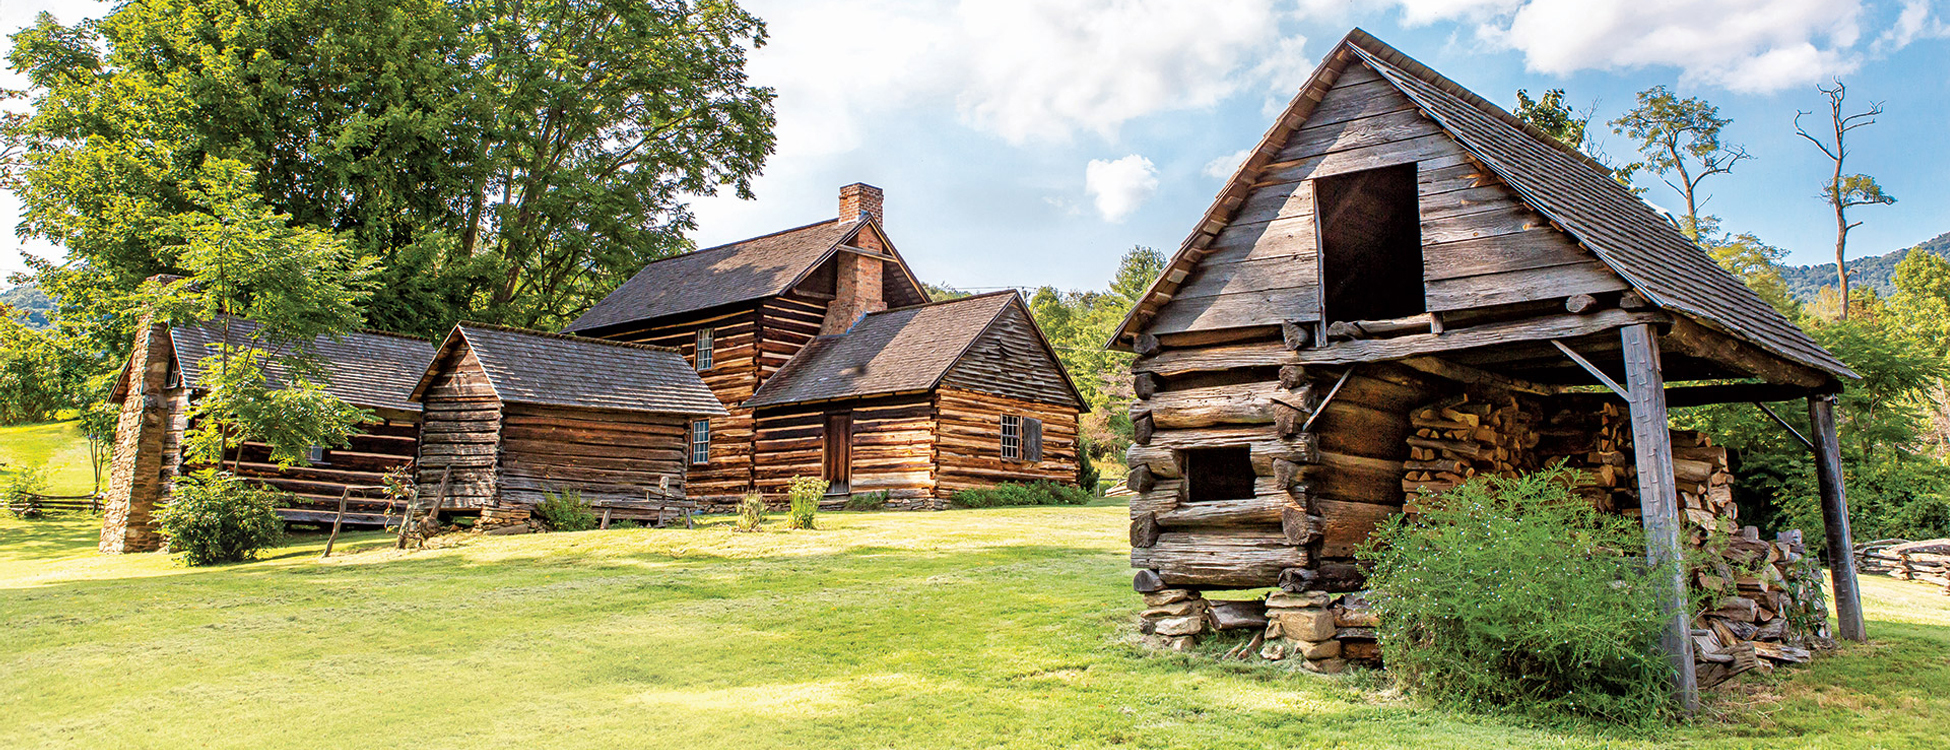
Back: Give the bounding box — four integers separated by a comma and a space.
0, 514, 103, 562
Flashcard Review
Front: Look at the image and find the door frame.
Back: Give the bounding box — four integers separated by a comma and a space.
823, 411, 853, 494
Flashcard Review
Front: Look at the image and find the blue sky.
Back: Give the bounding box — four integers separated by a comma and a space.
5, 0, 1948, 296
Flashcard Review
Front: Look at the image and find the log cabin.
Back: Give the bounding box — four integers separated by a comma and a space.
408, 324, 726, 524
99, 314, 432, 553
1111, 29, 1865, 703
564, 184, 1085, 508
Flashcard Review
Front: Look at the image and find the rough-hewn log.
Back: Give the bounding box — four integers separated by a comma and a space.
1278, 562, 1366, 593
1130, 512, 1161, 548
1662, 316, 1830, 389
1282, 506, 1324, 545
1279, 364, 1307, 390
1133, 531, 1309, 588
1142, 428, 1319, 470
1809, 395, 1866, 643
1134, 410, 1154, 445
1145, 382, 1289, 429
1565, 293, 1599, 314
1155, 492, 1302, 528
1133, 371, 1160, 400
1133, 569, 1167, 593
1136, 310, 1666, 376
1134, 333, 1161, 358
1208, 599, 1270, 631
1281, 321, 1312, 350
1622, 322, 1699, 713
1127, 463, 1156, 492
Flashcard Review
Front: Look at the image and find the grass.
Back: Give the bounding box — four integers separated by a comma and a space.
0, 420, 101, 496
0, 507, 1945, 749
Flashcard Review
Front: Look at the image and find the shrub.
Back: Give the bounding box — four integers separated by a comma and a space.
950, 481, 1092, 509
1077, 437, 1101, 492
735, 493, 766, 532
3, 463, 50, 518
1358, 467, 1676, 725
843, 490, 890, 511
534, 489, 597, 531
156, 470, 286, 566
787, 476, 825, 530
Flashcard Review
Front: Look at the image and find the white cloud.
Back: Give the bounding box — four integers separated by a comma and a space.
1389, 0, 1866, 92
1202, 147, 1253, 179
1879, 0, 1950, 51
1085, 154, 1159, 222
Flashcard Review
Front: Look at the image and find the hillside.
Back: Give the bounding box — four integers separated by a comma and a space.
1780, 231, 1950, 303
0, 283, 53, 328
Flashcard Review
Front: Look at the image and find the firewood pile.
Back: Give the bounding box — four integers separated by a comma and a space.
1690, 527, 1824, 686
1400, 393, 1541, 496
1856, 538, 1950, 592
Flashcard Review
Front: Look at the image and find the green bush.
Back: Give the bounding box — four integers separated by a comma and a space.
1077, 436, 1101, 491
787, 476, 825, 530
156, 470, 287, 566
843, 490, 890, 511
950, 481, 1092, 509
3, 463, 50, 518
1359, 467, 1676, 726
534, 489, 597, 531
735, 493, 766, 532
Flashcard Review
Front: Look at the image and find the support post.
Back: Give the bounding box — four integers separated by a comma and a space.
1808, 395, 1867, 642
1620, 323, 1699, 713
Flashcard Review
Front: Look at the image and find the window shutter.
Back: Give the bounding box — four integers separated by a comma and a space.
1024, 417, 1043, 462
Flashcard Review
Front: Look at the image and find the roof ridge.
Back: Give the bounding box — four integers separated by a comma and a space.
1342, 28, 1622, 182
458, 321, 682, 354
872, 288, 1018, 315
632, 218, 850, 272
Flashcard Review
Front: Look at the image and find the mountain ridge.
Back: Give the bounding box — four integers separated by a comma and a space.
1779, 231, 1950, 303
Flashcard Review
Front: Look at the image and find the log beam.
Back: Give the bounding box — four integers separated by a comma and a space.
1621, 322, 1699, 713
1809, 395, 1867, 643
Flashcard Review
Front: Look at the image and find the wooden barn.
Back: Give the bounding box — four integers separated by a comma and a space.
564, 184, 1084, 508
1111, 29, 1864, 703
100, 313, 432, 554
408, 324, 726, 523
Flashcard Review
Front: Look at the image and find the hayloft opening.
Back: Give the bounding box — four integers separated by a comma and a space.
1184, 447, 1256, 503
1317, 163, 1424, 323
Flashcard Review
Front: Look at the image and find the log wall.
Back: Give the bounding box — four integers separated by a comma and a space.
497, 403, 690, 506
752, 392, 936, 503
933, 387, 1080, 499
415, 343, 501, 509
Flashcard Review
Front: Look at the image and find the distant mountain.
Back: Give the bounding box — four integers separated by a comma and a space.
1779, 231, 1950, 303
0, 283, 53, 328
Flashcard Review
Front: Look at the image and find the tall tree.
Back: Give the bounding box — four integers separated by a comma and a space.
7, 0, 775, 338
1110, 245, 1164, 304
1795, 80, 1897, 320
1514, 88, 1636, 190
1610, 86, 1750, 241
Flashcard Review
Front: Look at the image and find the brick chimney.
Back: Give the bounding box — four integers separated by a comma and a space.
823, 184, 889, 335
839, 182, 883, 226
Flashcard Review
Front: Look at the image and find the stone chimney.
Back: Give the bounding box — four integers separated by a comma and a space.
823, 184, 889, 335
839, 182, 883, 226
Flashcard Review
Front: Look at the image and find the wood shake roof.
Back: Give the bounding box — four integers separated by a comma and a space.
747, 291, 1080, 408
1112, 28, 1854, 381
413, 324, 727, 416
161, 317, 434, 413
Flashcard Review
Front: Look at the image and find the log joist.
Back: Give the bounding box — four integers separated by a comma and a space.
1130, 530, 1311, 588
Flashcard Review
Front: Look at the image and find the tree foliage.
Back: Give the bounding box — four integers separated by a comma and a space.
1610, 86, 1749, 239
7, 0, 775, 337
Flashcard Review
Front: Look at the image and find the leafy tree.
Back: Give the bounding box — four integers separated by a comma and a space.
150, 159, 376, 470
8, 0, 776, 337
1795, 80, 1897, 320
1705, 231, 1800, 318
1513, 88, 1636, 191
1610, 86, 1750, 240
1109, 245, 1164, 304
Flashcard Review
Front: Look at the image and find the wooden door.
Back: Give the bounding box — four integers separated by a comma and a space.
823, 411, 852, 493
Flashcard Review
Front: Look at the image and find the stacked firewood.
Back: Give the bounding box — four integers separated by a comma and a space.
1533, 401, 1636, 512
1670, 432, 1740, 538
1692, 527, 1823, 686
1400, 394, 1541, 496
1856, 538, 1950, 592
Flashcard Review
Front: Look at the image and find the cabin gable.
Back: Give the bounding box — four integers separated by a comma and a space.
941, 302, 1084, 410
1147, 60, 1625, 338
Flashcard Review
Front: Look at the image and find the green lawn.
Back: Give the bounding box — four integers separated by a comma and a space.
0, 507, 1945, 749
0, 421, 101, 496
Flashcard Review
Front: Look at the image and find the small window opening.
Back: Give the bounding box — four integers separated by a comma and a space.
306, 445, 329, 465
1000, 414, 1022, 460
1317, 163, 1424, 323
1183, 447, 1255, 503
695, 328, 715, 371
690, 419, 710, 465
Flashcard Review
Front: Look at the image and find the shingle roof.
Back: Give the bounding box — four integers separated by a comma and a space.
167, 317, 433, 413
745, 292, 1020, 408
1111, 28, 1854, 382
414, 324, 726, 416
563, 219, 859, 333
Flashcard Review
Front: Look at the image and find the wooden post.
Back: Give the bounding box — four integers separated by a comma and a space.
1808, 395, 1867, 642
1620, 323, 1699, 713
321, 486, 351, 559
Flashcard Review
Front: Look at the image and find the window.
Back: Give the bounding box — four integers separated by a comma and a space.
695, 328, 715, 371
1317, 163, 1424, 323
305, 445, 329, 465
690, 419, 710, 465
1183, 447, 1255, 503
1000, 415, 1044, 462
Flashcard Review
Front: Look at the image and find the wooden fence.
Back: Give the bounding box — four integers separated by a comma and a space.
5, 493, 103, 516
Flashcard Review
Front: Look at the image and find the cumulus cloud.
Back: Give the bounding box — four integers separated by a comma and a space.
1202, 147, 1254, 179
1085, 155, 1160, 222
1389, 0, 1866, 92
1879, 0, 1950, 51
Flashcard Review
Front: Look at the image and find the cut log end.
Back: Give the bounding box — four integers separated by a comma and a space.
1134, 569, 1167, 593
1281, 321, 1313, 350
